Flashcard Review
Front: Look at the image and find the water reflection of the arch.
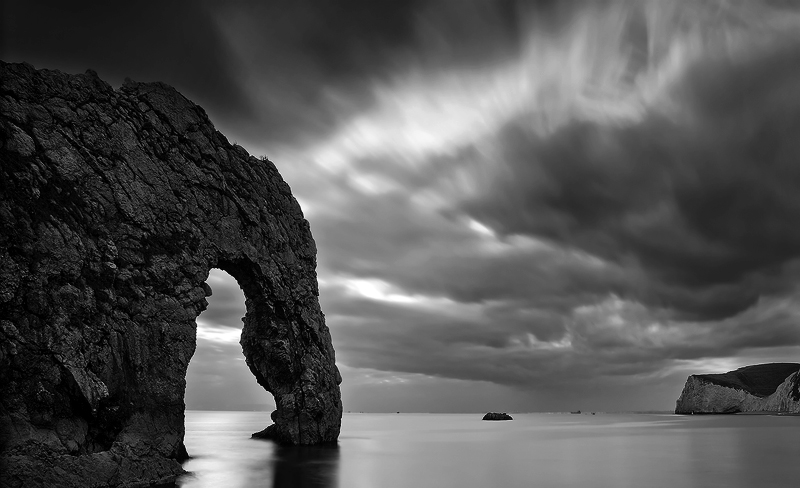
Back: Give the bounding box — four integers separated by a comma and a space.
271, 444, 340, 488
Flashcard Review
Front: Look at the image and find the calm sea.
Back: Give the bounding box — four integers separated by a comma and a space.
178, 410, 800, 488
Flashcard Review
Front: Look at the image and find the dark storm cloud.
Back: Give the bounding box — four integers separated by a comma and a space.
461, 40, 800, 321
1, 1, 257, 128
209, 0, 527, 147
2, 0, 549, 151
309, 167, 624, 311
299, 20, 800, 397
307, 27, 800, 396
326, 280, 800, 391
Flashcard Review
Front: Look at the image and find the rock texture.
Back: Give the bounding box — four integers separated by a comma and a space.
0, 62, 342, 487
675, 363, 800, 414
482, 412, 513, 421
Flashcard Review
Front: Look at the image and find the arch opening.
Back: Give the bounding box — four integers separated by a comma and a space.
185, 269, 276, 412
191, 257, 343, 446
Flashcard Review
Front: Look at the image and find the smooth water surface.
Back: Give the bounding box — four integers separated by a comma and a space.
178, 411, 800, 488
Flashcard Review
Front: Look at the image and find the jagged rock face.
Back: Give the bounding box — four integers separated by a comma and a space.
0, 62, 342, 487
675, 363, 800, 414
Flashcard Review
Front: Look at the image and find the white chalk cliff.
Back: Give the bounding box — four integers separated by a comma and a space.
675, 363, 800, 414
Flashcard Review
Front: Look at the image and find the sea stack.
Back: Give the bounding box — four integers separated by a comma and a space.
0, 62, 343, 487
675, 363, 800, 414
483, 412, 513, 421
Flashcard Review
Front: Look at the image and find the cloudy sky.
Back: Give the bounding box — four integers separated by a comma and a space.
5, 0, 800, 412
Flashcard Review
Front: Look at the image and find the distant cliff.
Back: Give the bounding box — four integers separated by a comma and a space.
675, 363, 800, 414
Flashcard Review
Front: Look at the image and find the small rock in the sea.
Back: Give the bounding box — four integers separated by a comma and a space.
482, 412, 513, 421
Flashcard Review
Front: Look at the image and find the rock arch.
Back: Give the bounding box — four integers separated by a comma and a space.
0, 62, 342, 487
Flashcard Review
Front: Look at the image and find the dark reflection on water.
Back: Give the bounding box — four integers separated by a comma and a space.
177, 411, 340, 488
271, 444, 339, 488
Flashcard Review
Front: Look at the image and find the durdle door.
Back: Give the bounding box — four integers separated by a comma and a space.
0, 61, 342, 487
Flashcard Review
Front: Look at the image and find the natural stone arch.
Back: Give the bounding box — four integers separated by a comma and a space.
216, 257, 343, 445
0, 62, 342, 487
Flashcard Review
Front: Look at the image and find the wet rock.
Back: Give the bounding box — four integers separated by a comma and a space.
482, 412, 513, 421
675, 363, 800, 414
0, 61, 342, 487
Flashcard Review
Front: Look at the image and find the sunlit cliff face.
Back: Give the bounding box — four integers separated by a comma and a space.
201, 0, 800, 411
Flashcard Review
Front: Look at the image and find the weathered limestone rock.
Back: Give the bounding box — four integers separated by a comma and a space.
482, 412, 513, 421
675, 363, 800, 414
0, 61, 343, 487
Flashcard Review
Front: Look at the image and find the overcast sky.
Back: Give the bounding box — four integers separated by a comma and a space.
5, 0, 800, 413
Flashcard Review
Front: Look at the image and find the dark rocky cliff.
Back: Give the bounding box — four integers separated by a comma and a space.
0, 61, 342, 487
675, 363, 800, 414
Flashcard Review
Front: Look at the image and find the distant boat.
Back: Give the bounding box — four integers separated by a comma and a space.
570, 410, 581, 414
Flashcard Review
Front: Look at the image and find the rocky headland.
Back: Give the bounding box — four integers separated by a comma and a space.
675, 363, 800, 414
0, 61, 343, 487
